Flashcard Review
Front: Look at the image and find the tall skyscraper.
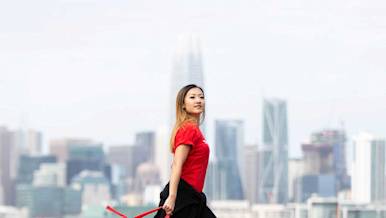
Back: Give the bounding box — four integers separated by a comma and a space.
170, 34, 205, 127
259, 99, 288, 204
352, 133, 386, 203
209, 120, 244, 200
311, 129, 349, 190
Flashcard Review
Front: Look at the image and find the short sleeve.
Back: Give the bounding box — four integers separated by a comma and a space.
173, 123, 198, 152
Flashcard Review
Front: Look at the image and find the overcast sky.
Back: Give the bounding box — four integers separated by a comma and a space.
1, 0, 385, 157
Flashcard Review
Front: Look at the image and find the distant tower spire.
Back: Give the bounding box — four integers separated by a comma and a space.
170, 33, 205, 128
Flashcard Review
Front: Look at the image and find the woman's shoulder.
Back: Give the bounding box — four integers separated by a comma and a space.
179, 121, 199, 130
175, 121, 200, 136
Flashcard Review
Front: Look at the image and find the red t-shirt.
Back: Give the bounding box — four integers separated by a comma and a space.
173, 122, 210, 193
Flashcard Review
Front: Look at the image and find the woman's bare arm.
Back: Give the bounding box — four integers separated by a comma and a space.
162, 144, 191, 214
169, 145, 190, 197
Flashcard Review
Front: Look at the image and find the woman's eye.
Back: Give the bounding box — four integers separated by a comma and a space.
200, 96, 204, 99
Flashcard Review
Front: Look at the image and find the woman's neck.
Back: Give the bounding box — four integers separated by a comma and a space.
184, 116, 199, 125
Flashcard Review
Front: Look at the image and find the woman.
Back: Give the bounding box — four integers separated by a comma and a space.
154, 84, 216, 218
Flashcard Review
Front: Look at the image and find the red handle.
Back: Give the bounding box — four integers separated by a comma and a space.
106, 205, 170, 218
134, 206, 170, 218
106, 205, 127, 218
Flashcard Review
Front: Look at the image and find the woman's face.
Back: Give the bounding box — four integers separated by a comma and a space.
183, 87, 205, 116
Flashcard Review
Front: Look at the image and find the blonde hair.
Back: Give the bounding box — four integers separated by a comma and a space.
169, 84, 205, 152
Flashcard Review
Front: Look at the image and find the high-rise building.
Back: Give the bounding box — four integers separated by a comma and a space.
311, 129, 349, 190
66, 143, 109, 184
259, 99, 288, 204
68, 142, 104, 161
154, 126, 171, 186
63, 187, 82, 215
16, 155, 82, 218
204, 161, 216, 201
209, 120, 244, 200
71, 170, 111, 206
109, 164, 130, 200
12, 128, 43, 197
170, 34, 205, 128
244, 145, 260, 204
298, 174, 336, 202
135, 131, 156, 163
16, 185, 81, 218
132, 162, 161, 194
13, 129, 43, 155
107, 145, 138, 179
302, 143, 334, 175
299, 129, 348, 202
262, 99, 288, 146
16, 155, 57, 185
1, 127, 47, 206
107, 143, 151, 199
0, 127, 14, 205
288, 158, 304, 202
49, 138, 94, 163
352, 133, 386, 203
16, 185, 62, 218
50, 138, 110, 185
33, 163, 66, 187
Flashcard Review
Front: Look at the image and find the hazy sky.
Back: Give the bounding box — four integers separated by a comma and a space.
1, 0, 385, 157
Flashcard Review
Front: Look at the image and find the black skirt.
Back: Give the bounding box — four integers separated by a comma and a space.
154, 179, 216, 218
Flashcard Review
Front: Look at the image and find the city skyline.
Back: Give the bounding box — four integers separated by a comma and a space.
1, 0, 386, 159
1, 120, 385, 217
